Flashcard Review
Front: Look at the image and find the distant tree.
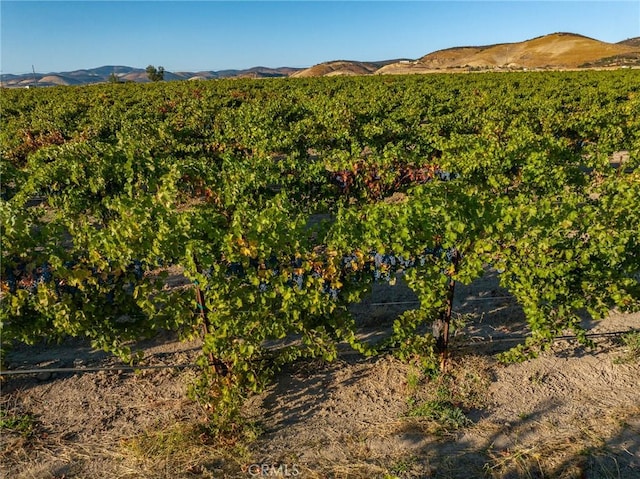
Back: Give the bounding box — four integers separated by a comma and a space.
108, 72, 122, 84
146, 65, 165, 82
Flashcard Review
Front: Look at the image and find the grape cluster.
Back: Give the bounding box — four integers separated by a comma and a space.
130, 259, 144, 280
342, 247, 457, 283
435, 169, 457, 182
223, 247, 458, 302
2, 259, 148, 298
2, 261, 53, 294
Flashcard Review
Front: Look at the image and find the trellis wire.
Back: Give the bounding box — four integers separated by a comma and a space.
0, 363, 200, 376
368, 296, 515, 307
1, 329, 637, 377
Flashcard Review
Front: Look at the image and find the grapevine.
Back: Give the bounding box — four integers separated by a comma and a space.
1, 71, 638, 430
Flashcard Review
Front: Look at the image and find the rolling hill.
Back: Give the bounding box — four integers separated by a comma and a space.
618, 37, 640, 47
0, 65, 302, 88
377, 33, 640, 74
291, 59, 408, 77
2, 33, 639, 87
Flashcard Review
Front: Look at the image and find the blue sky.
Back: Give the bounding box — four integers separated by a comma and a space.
1, 1, 639, 74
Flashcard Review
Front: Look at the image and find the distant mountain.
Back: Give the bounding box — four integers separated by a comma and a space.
0, 65, 302, 88
291, 59, 408, 78
264, 33, 640, 78
2, 33, 638, 87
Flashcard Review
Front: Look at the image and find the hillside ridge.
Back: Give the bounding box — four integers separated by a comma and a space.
3, 32, 638, 86
376, 32, 640, 75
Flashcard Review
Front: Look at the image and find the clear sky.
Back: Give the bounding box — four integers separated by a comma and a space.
1, 1, 639, 74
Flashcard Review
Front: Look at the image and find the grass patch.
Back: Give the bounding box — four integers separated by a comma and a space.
614, 331, 640, 364
484, 405, 640, 479
121, 420, 262, 478
485, 440, 632, 479
408, 399, 471, 429
404, 355, 492, 434
388, 455, 418, 475
485, 445, 545, 479
382, 455, 426, 479
0, 409, 37, 438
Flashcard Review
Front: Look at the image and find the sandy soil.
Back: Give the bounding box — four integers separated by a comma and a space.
1, 273, 638, 479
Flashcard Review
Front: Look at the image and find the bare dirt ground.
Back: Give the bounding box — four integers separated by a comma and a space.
1, 272, 639, 479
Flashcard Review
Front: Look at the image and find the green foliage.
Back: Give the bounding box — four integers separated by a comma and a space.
145, 65, 164, 82
0, 410, 37, 438
407, 399, 471, 429
1, 71, 638, 431
108, 72, 121, 84
405, 373, 478, 432
614, 331, 640, 364
404, 356, 489, 433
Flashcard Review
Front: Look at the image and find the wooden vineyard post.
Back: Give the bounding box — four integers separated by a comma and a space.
434, 249, 459, 372
192, 256, 228, 376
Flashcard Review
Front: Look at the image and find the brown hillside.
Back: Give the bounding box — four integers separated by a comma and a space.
618, 37, 640, 47
38, 75, 72, 86
471, 33, 638, 68
375, 47, 487, 75
379, 32, 640, 74
292, 61, 380, 78
120, 72, 150, 82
